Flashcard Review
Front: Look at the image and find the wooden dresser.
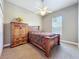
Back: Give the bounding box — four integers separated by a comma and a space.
10, 22, 29, 47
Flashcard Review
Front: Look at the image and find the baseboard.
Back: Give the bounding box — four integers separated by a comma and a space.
61, 40, 78, 46
4, 41, 78, 47
0, 48, 2, 56
3, 44, 10, 48
0, 49, 1, 56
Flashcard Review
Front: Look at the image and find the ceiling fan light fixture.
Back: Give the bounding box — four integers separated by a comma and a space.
40, 10, 47, 16
36, 0, 52, 16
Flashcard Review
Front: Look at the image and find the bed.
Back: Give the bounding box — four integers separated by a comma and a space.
28, 26, 60, 57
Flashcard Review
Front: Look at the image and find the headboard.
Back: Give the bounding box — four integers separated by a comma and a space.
29, 26, 40, 31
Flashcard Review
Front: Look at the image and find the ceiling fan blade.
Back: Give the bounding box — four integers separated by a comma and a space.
35, 10, 46, 16
47, 10, 53, 13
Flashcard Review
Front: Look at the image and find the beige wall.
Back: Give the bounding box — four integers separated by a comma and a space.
3, 1, 42, 44
42, 3, 78, 43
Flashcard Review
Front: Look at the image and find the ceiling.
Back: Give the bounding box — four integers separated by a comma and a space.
6, 0, 78, 15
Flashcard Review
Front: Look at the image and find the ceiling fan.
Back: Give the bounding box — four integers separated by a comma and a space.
36, 0, 52, 16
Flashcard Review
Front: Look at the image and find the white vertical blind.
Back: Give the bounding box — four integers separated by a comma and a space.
52, 16, 62, 34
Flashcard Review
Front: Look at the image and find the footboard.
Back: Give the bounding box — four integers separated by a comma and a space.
43, 34, 60, 57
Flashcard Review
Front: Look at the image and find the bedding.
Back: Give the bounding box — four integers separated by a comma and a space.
29, 31, 60, 57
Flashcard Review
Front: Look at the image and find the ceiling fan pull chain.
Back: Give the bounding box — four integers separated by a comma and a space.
42, 0, 44, 2
41, 0, 44, 8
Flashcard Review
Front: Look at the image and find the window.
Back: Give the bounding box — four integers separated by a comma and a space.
52, 16, 62, 34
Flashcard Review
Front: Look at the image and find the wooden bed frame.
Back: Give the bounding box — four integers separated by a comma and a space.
29, 31, 60, 57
